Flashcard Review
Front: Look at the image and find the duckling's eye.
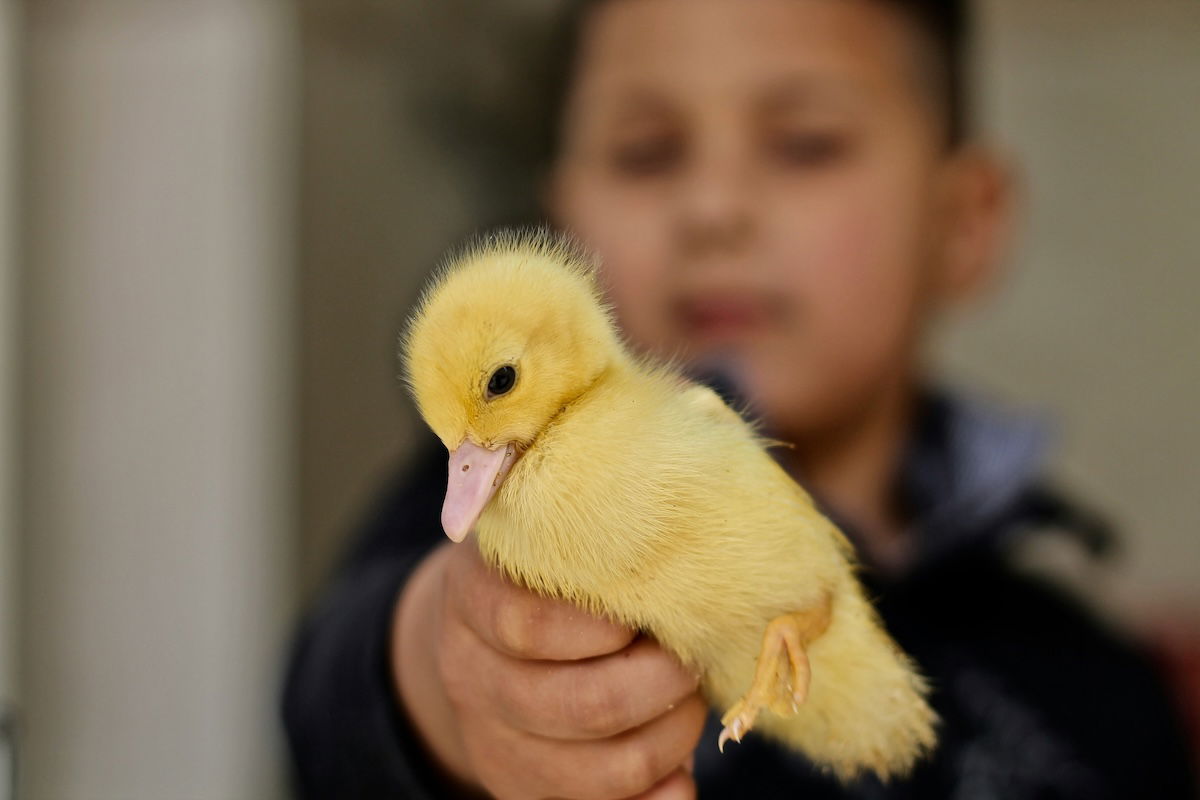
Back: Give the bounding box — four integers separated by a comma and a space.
486, 365, 517, 399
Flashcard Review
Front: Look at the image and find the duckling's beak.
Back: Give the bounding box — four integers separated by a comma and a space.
441, 441, 518, 543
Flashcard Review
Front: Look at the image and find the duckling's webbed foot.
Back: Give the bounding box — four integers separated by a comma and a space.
718, 597, 832, 752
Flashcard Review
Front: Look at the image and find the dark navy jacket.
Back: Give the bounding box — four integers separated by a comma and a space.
282, 392, 1197, 798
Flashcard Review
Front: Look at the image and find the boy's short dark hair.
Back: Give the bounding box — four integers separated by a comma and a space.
885, 0, 971, 146
543, 0, 971, 153
419, 0, 971, 222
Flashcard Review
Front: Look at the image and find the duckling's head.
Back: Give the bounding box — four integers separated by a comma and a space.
402, 230, 623, 541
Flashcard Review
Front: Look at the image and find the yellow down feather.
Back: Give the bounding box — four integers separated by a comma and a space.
402, 230, 937, 781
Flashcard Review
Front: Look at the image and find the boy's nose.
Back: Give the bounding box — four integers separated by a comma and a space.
675, 152, 755, 254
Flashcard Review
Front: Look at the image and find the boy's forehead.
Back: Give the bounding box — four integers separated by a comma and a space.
574, 0, 926, 110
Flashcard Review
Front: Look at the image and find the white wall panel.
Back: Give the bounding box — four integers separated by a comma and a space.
22, 2, 296, 797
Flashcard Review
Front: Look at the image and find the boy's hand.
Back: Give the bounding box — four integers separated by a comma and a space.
394, 542, 705, 800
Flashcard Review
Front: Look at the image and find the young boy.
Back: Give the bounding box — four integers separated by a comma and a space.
283, 1, 1196, 797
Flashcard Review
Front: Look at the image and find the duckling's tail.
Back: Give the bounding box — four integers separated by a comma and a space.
761, 579, 939, 782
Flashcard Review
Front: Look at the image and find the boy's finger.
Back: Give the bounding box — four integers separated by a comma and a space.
630, 767, 697, 800
447, 541, 634, 660
495, 694, 706, 800
487, 637, 701, 740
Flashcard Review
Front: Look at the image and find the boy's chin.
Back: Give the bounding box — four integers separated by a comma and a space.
734, 369, 878, 445
679, 352, 811, 434
677, 343, 905, 442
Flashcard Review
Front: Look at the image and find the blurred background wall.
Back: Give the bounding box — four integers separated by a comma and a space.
0, 1, 17, 792
939, 0, 1200, 619
0, 0, 1195, 798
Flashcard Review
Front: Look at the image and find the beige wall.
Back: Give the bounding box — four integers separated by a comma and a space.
300, 0, 1200, 615
938, 0, 1200, 614
0, 0, 17, 716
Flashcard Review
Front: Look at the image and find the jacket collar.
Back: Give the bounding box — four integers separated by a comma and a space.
901, 388, 1053, 567
816, 388, 1112, 580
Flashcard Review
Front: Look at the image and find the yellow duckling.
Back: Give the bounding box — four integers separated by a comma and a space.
402, 230, 937, 782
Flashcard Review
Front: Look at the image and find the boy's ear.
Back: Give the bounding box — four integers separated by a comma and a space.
935, 146, 1018, 305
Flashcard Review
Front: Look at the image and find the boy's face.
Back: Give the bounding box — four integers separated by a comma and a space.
548, 0, 1006, 438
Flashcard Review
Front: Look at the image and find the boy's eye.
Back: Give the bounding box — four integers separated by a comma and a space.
609, 136, 683, 177
768, 132, 848, 168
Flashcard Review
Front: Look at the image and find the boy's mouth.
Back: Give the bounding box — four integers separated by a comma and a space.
675, 294, 779, 341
